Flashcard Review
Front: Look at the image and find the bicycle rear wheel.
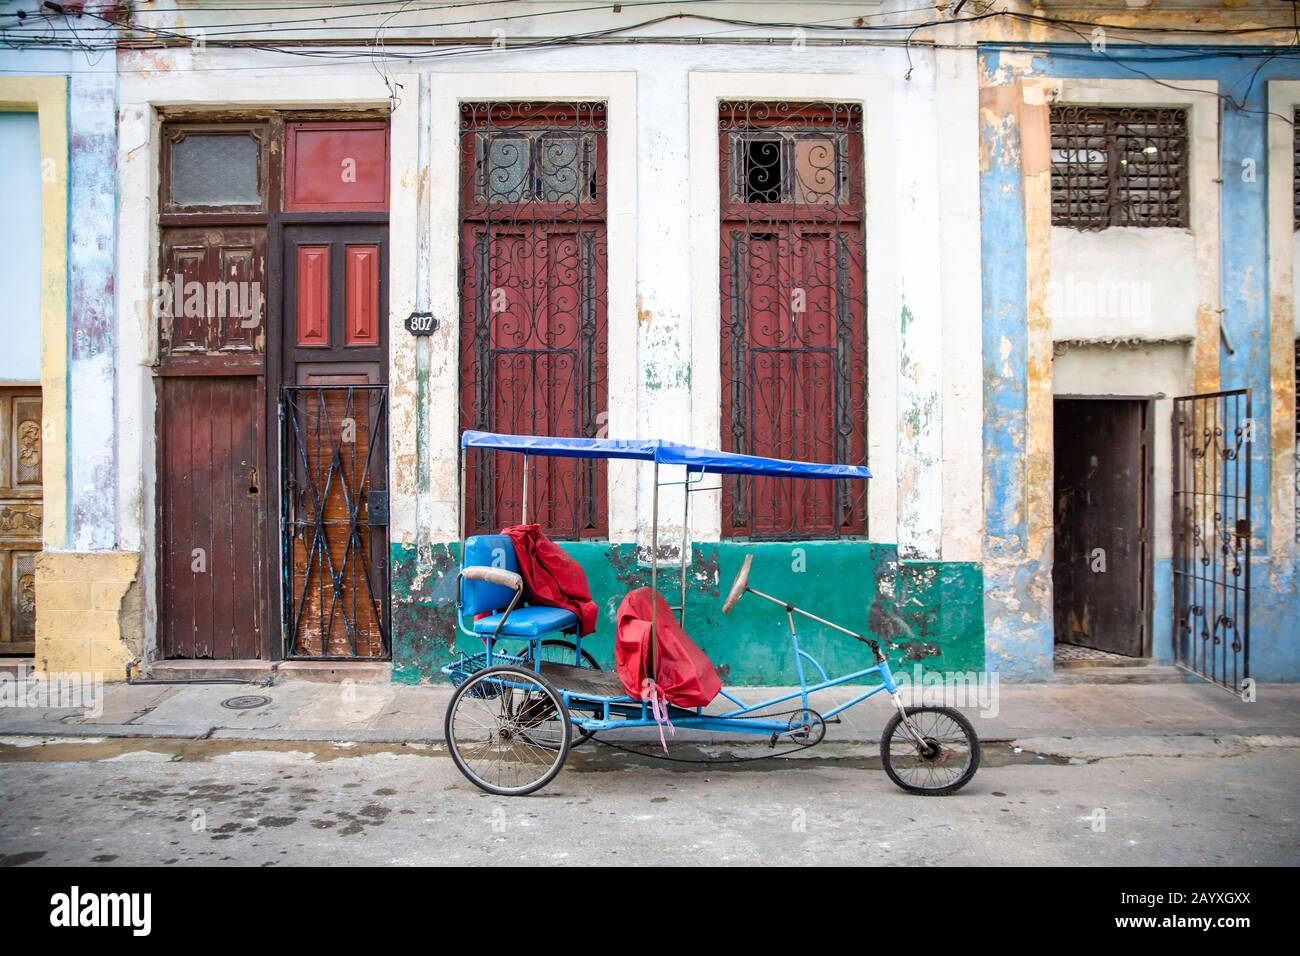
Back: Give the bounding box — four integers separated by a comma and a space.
445, 665, 571, 796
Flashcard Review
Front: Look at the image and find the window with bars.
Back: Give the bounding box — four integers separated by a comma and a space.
1050, 106, 1188, 229
458, 102, 609, 539
718, 102, 868, 540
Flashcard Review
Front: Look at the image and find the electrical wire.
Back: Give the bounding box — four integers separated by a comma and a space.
1018, 15, 1300, 124
3, 5, 1300, 70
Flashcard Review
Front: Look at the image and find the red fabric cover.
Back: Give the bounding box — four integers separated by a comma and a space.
615, 587, 721, 708
502, 524, 599, 636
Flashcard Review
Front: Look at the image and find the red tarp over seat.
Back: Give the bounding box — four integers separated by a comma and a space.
615, 587, 721, 708
502, 524, 599, 636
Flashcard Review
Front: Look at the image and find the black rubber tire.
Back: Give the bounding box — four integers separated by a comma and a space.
444, 665, 571, 796
880, 705, 980, 796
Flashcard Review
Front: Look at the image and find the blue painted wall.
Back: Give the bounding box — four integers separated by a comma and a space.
979, 44, 1300, 682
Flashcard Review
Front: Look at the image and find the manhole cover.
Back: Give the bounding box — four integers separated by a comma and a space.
221, 695, 272, 711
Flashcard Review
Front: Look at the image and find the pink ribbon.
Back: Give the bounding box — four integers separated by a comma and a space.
643, 679, 675, 754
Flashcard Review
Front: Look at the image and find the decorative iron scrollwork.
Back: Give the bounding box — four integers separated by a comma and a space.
459, 102, 609, 539
1050, 105, 1188, 229
718, 101, 867, 539
1172, 389, 1251, 691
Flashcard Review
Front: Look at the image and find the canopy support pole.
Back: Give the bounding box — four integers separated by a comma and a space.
679, 471, 690, 627
649, 461, 659, 682
458, 445, 467, 561
521, 453, 529, 525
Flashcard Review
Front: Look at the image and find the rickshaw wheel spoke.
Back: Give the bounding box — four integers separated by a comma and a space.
880, 705, 980, 796
518, 638, 603, 747
445, 665, 572, 796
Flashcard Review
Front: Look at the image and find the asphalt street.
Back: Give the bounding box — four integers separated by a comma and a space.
1, 735, 1295, 866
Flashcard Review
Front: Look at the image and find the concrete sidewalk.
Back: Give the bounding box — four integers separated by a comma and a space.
1, 672, 1297, 747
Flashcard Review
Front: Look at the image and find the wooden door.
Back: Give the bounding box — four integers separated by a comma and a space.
156, 225, 269, 659
720, 224, 865, 538
1052, 398, 1151, 656
0, 388, 41, 655
717, 103, 867, 540
457, 103, 610, 540
281, 224, 389, 659
158, 377, 265, 659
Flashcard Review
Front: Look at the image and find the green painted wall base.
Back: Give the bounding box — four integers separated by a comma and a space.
390, 540, 984, 685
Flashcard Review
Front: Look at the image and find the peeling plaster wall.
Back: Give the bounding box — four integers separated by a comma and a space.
978, 62, 1053, 680
391, 539, 984, 686
40, 30, 990, 682
103, 47, 987, 681
980, 45, 1300, 682
1049, 228, 1197, 342
10, 8, 1300, 683
1292, 238, 1300, 336
67, 70, 119, 552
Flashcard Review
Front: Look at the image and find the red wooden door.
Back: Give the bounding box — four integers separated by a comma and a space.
458, 103, 609, 539
718, 103, 867, 539
157, 226, 268, 659
281, 224, 389, 659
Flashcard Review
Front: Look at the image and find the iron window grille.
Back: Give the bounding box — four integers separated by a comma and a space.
458, 102, 609, 539
1050, 105, 1189, 229
718, 101, 868, 540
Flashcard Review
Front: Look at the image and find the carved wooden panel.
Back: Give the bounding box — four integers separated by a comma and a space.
344, 244, 380, 346
159, 227, 267, 370
295, 245, 330, 347
0, 388, 41, 654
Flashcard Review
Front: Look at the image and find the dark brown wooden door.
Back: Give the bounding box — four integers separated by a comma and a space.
0, 388, 41, 655
1053, 398, 1151, 656
159, 377, 265, 659
281, 224, 389, 659
157, 225, 269, 660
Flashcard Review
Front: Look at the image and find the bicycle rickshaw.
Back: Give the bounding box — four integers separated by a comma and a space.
443, 430, 980, 796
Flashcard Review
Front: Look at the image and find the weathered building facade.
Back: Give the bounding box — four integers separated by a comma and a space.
1, 1, 1297, 687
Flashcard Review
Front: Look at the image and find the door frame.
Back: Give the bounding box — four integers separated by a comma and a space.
266, 211, 390, 661
1052, 393, 1157, 660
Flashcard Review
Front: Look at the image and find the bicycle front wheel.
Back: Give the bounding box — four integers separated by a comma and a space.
880, 705, 980, 796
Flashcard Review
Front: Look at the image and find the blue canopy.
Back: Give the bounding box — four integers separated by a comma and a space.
461, 430, 871, 480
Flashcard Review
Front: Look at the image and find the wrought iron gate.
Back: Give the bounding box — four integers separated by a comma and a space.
1171, 389, 1251, 690
281, 385, 390, 660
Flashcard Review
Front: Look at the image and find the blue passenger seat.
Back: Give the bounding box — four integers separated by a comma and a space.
460, 534, 579, 637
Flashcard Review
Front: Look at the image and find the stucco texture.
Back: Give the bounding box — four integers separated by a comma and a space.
390, 540, 983, 686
